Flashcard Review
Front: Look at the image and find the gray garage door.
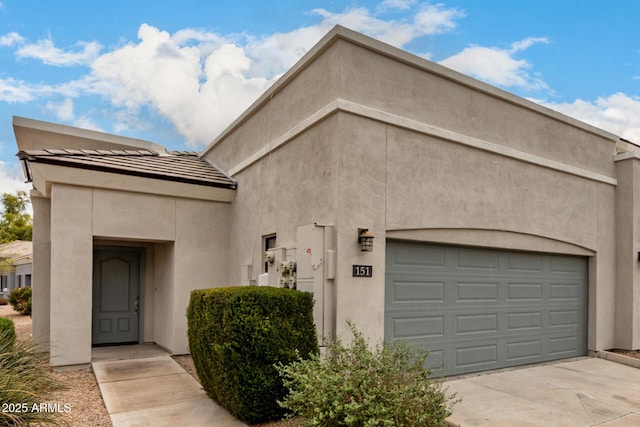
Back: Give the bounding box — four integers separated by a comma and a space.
385, 241, 588, 376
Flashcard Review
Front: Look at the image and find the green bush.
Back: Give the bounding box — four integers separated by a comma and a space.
8, 287, 31, 315
0, 318, 15, 347
187, 286, 318, 424
277, 322, 459, 427
0, 329, 66, 426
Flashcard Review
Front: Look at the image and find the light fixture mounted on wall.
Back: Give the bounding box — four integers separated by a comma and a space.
358, 228, 375, 252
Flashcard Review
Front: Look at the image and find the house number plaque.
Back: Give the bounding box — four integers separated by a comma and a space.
352, 265, 373, 277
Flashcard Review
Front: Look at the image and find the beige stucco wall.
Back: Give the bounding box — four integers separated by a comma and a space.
173, 198, 232, 354
30, 191, 51, 345
224, 113, 339, 285
25, 27, 640, 369
38, 181, 231, 366
49, 184, 93, 366
204, 29, 622, 352
614, 155, 640, 349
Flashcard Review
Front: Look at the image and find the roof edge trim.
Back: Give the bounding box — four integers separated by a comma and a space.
227, 98, 617, 186
13, 116, 167, 153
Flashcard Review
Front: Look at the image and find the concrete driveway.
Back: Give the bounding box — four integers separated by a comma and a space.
445, 357, 640, 426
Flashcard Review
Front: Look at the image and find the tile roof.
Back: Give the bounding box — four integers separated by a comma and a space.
17, 149, 237, 190
0, 240, 32, 265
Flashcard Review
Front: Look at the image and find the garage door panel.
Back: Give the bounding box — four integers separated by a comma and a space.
550, 256, 585, 273
550, 282, 582, 300
390, 244, 446, 269
456, 313, 498, 335
385, 241, 587, 376
389, 314, 445, 340
507, 252, 544, 271
456, 249, 499, 270
507, 282, 543, 301
455, 344, 498, 370
389, 280, 445, 303
455, 281, 499, 302
506, 339, 542, 362
549, 336, 579, 356
507, 311, 543, 331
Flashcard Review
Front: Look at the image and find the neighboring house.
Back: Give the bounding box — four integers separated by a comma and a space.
12, 26, 640, 375
0, 240, 33, 297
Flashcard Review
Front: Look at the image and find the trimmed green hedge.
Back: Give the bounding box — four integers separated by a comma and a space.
0, 317, 15, 346
187, 286, 318, 424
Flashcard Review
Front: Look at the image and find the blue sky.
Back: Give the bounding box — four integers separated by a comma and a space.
1, 0, 640, 195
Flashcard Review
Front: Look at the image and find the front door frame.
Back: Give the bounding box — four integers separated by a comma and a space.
92, 246, 145, 346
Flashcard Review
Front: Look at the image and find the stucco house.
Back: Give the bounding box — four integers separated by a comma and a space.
13, 26, 640, 375
0, 240, 33, 297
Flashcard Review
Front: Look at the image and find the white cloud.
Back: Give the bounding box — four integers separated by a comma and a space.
0, 2, 466, 147
0, 32, 25, 47
309, 3, 464, 47
0, 161, 31, 197
439, 38, 549, 91
45, 97, 74, 121
0, 76, 82, 103
83, 3, 465, 146
378, 0, 417, 11
16, 38, 102, 66
88, 24, 270, 145
0, 78, 34, 102
71, 116, 105, 133
544, 93, 640, 143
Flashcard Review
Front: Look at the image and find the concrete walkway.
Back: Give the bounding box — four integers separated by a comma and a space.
92, 355, 247, 427
91, 347, 640, 426
445, 357, 640, 426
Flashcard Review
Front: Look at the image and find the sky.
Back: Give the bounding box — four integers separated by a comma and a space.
1, 0, 640, 196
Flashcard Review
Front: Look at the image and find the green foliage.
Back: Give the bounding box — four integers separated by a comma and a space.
277, 322, 459, 427
0, 329, 65, 426
0, 191, 32, 244
8, 287, 31, 315
0, 318, 15, 347
0, 259, 14, 275
187, 286, 318, 424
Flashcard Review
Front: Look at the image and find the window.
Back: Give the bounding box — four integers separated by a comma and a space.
17, 275, 22, 288
25, 274, 32, 287
263, 234, 277, 273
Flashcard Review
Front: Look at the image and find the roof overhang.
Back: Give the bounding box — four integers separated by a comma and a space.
13, 116, 166, 152
27, 162, 236, 202
13, 116, 237, 203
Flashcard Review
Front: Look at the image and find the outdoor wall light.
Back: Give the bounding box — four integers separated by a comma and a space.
358, 228, 375, 252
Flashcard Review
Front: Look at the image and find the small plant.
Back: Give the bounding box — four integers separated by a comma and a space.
0, 329, 66, 426
277, 322, 459, 427
8, 287, 31, 315
0, 318, 15, 347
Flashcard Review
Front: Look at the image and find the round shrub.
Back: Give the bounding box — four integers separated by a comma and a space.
187, 286, 318, 424
8, 287, 31, 315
